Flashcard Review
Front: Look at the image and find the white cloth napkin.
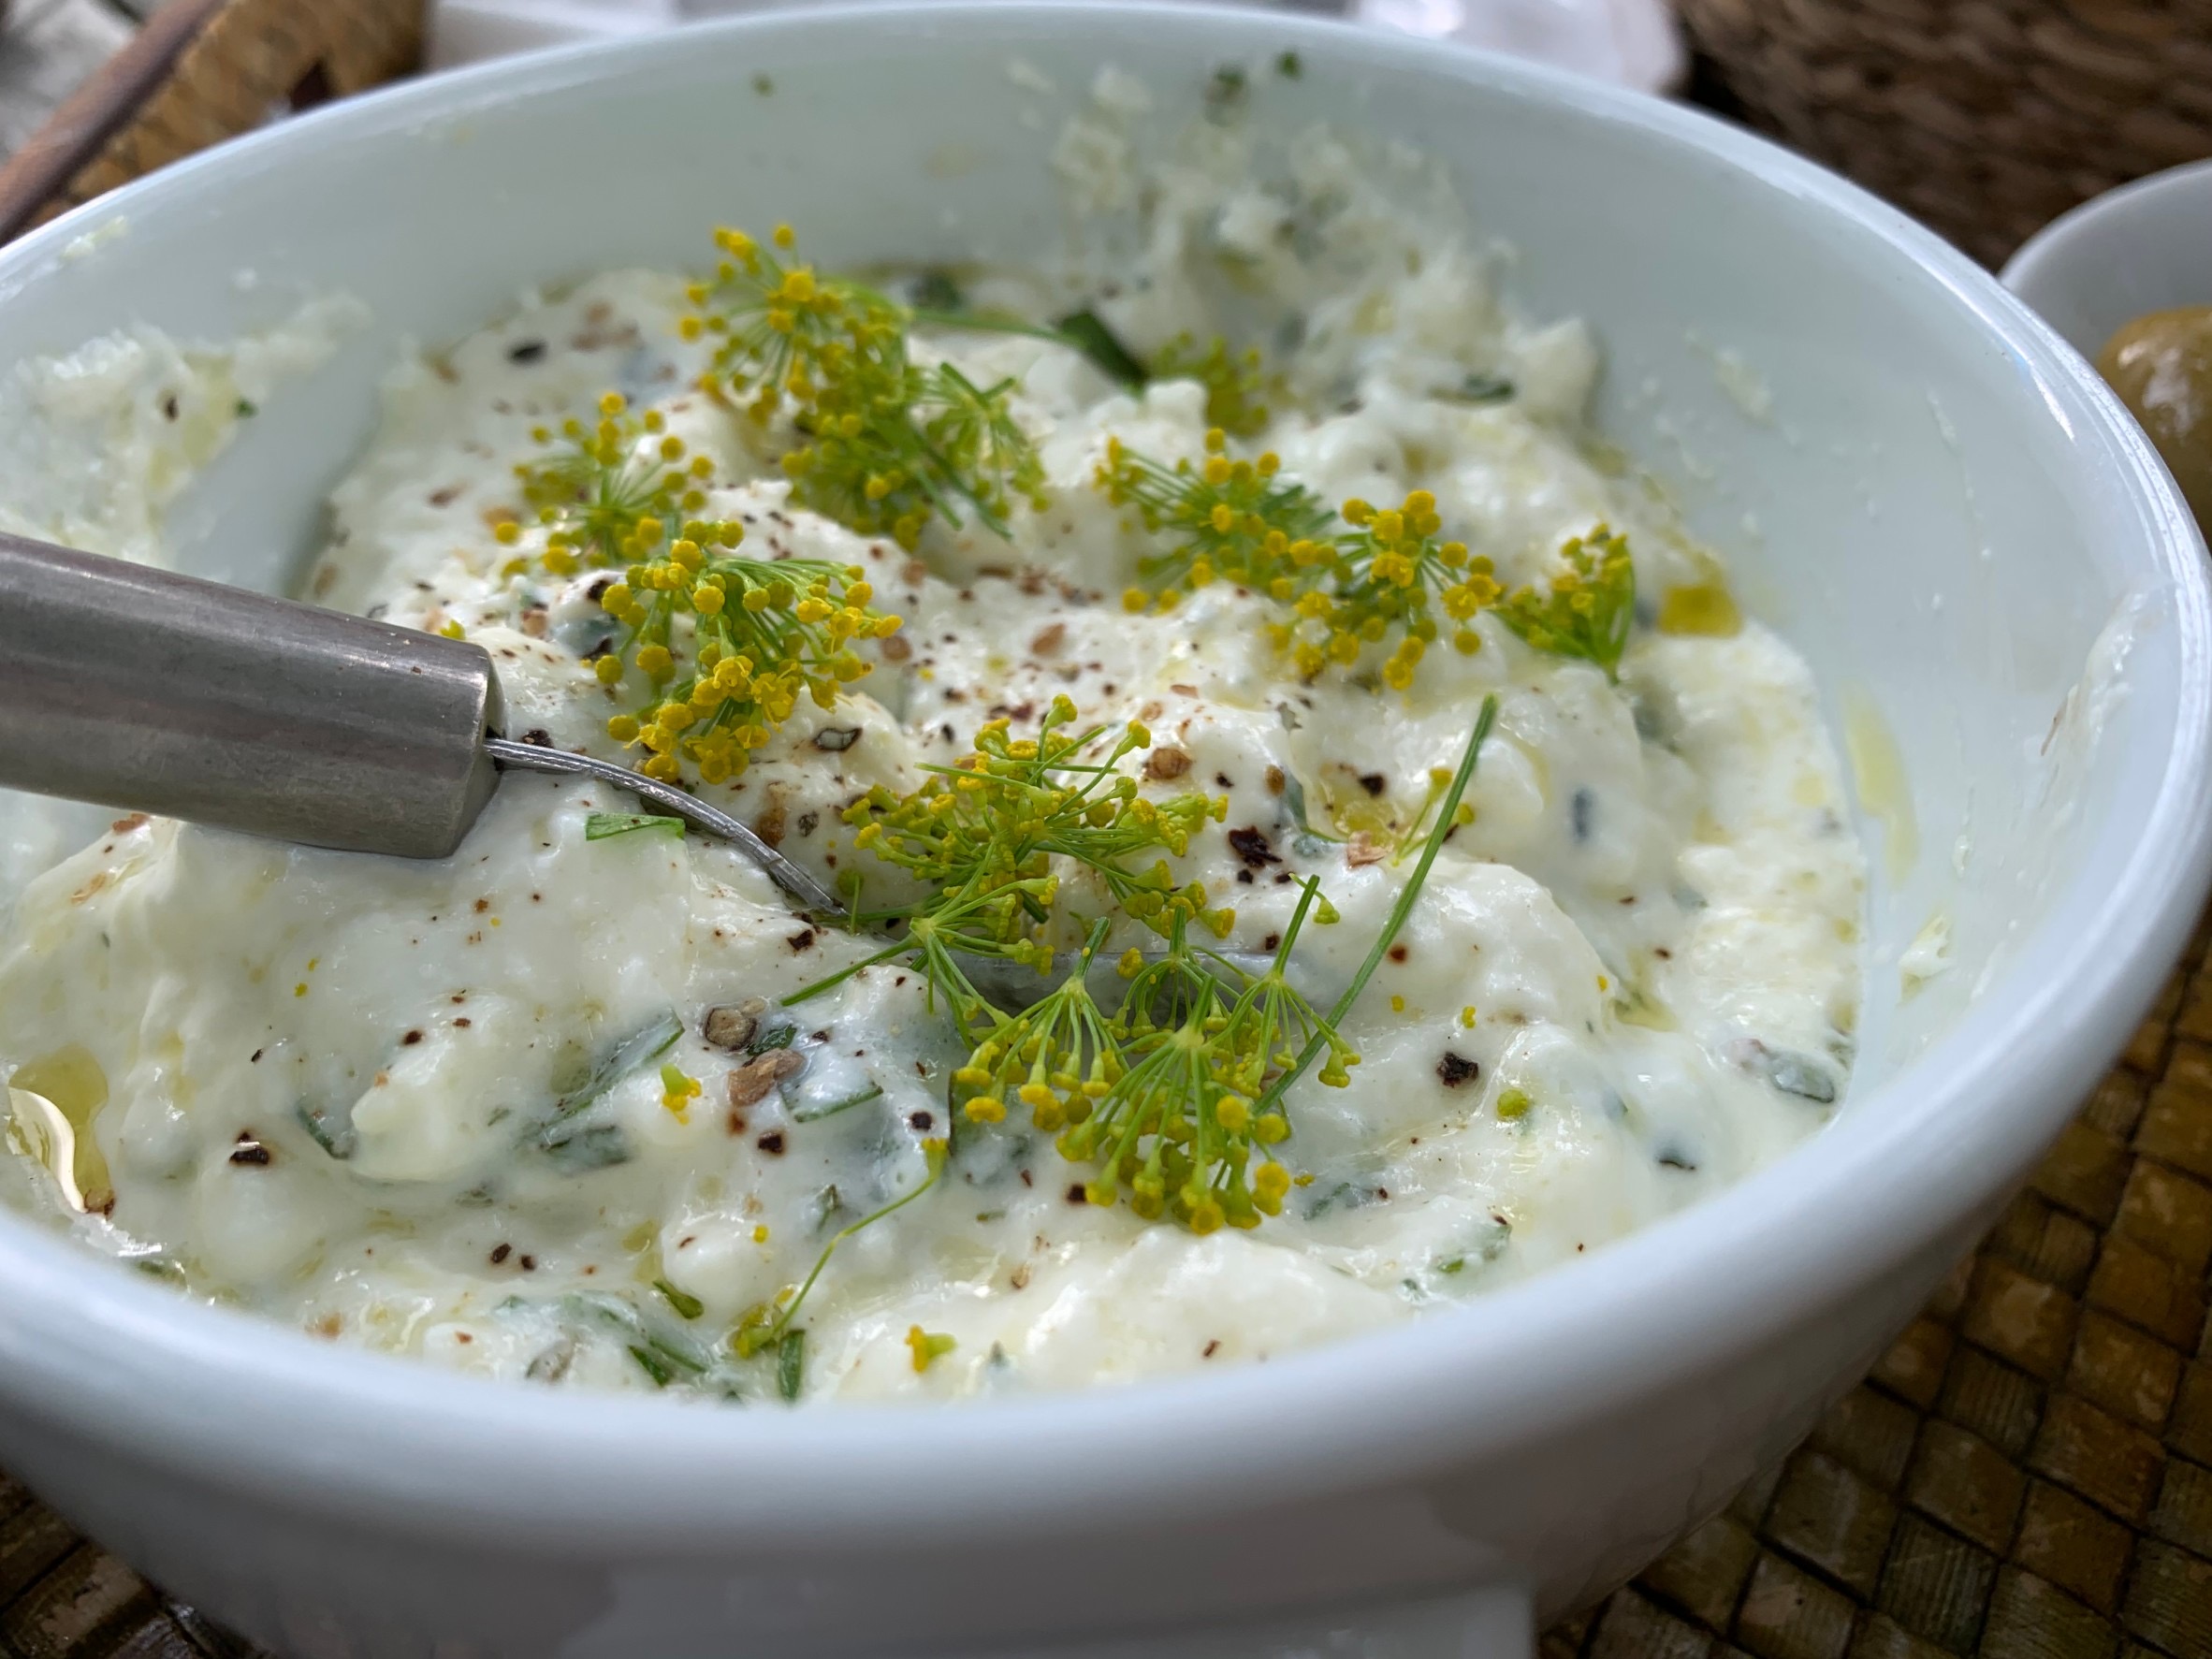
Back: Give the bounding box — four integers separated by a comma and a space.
427, 0, 1685, 95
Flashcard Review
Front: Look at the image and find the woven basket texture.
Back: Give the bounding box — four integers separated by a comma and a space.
1676, 0, 2212, 268
21, 0, 422, 234
2, 1, 2211, 1654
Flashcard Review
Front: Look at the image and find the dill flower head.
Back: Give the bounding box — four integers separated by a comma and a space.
1094, 430, 1637, 691
1098, 428, 1336, 614
1151, 333, 1273, 437
1492, 524, 1636, 679
688, 224, 1046, 548
839, 694, 1233, 957
515, 392, 708, 575
1308, 488, 1498, 688
513, 390, 904, 785
1055, 884, 1349, 1231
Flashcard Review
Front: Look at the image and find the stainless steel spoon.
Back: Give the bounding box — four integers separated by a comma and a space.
0, 531, 842, 912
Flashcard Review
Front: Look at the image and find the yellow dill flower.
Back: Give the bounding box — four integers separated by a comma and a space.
515, 400, 904, 784
1493, 524, 1637, 678
1052, 878, 1354, 1232
1151, 333, 1273, 437
1096, 432, 1640, 689
660, 1062, 702, 1119
690, 225, 1045, 547
906, 1326, 957, 1373
1096, 429, 1336, 611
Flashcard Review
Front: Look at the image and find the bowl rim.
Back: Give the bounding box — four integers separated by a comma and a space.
1, 0, 2208, 1547
2003, 155, 2212, 302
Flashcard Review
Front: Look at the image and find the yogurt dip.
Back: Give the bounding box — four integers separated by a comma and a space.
0, 106, 1863, 1403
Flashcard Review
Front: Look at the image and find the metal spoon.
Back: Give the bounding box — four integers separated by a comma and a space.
0, 531, 842, 912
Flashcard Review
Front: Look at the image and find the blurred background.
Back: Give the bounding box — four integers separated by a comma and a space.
6, 0, 2209, 266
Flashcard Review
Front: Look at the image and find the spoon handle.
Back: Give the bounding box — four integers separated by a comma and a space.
0, 531, 502, 858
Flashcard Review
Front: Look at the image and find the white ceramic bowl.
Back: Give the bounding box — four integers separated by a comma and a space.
2004, 158, 2212, 358
1, 7, 2208, 1656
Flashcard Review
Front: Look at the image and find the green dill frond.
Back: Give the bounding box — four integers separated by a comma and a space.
789, 699, 1500, 1241
685, 224, 1047, 549
1152, 333, 1273, 436
514, 392, 707, 573
1097, 428, 1336, 612
839, 693, 1231, 949
781, 694, 1232, 1013
513, 391, 906, 786
908, 360, 1047, 531
1055, 883, 1345, 1232
1095, 430, 1640, 691
1493, 525, 1636, 679
1302, 489, 1502, 690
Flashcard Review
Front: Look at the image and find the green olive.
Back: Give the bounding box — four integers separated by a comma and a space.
2098, 306, 2212, 528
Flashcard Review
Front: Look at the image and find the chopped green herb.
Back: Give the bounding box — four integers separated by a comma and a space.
777, 1329, 806, 1401
905, 301, 1147, 390
1760, 1049, 1838, 1103
655, 1278, 705, 1320
735, 1138, 948, 1355
234, 397, 257, 418
535, 1010, 683, 1157
296, 1098, 355, 1160
134, 1254, 188, 1288
909, 269, 965, 311
1204, 63, 1249, 123
629, 1344, 676, 1387
788, 1083, 884, 1124
1051, 309, 1147, 387
1275, 49, 1302, 79
1448, 372, 1515, 404
745, 1022, 798, 1057
541, 1124, 631, 1171
1281, 770, 1341, 848
585, 811, 685, 841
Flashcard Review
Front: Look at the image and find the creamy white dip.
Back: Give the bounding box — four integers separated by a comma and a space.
0, 108, 1863, 1403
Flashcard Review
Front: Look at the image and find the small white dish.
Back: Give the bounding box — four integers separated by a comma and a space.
2003, 158, 2212, 359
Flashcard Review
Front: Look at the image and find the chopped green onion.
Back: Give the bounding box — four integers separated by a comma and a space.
535, 1010, 684, 1157
1448, 372, 1515, 404
586, 812, 685, 841
1052, 309, 1147, 386
789, 1084, 883, 1125
655, 1278, 705, 1320
745, 1022, 798, 1057
777, 1329, 806, 1402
